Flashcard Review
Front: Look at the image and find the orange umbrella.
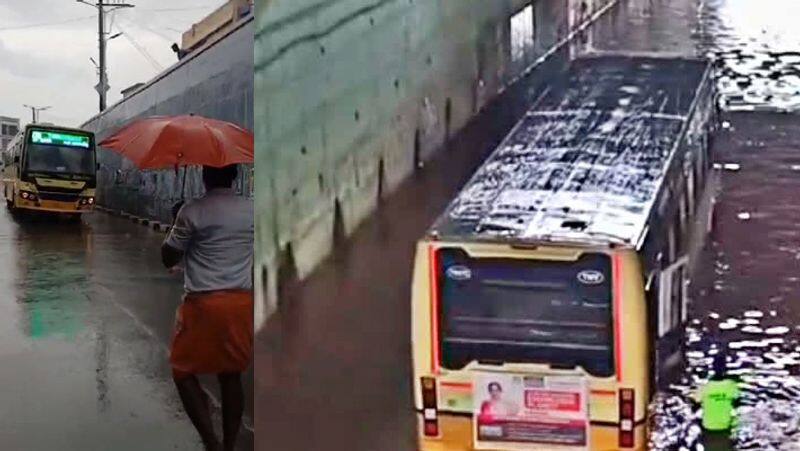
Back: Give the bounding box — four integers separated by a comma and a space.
98, 114, 253, 169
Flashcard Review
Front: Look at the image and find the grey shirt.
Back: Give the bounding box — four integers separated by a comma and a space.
164, 188, 254, 293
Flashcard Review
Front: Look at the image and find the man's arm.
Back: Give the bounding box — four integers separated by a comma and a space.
162, 204, 193, 269
162, 243, 184, 269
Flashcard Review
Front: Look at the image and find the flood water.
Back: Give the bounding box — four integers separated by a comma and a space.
593, 0, 800, 112
647, 112, 800, 450
592, 0, 800, 449
697, 0, 800, 112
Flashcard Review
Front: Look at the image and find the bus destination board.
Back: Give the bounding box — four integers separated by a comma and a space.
30, 131, 91, 149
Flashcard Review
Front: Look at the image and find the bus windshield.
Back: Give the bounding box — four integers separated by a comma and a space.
437, 249, 614, 377
25, 130, 95, 175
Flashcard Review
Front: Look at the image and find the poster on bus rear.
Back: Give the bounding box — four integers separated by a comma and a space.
473, 372, 589, 451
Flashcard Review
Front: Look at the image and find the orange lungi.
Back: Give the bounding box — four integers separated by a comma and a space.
170, 289, 253, 379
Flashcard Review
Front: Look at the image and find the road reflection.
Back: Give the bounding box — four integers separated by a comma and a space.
0, 212, 213, 449
15, 223, 92, 340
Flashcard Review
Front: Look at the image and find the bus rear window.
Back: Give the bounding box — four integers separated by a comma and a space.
437, 248, 614, 377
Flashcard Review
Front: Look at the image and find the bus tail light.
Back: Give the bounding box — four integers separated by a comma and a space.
421, 377, 439, 437
618, 388, 635, 448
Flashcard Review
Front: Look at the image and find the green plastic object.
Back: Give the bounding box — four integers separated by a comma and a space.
701, 379, 739, 431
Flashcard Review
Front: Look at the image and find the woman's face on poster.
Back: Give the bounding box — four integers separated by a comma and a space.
488, 383, 502, 401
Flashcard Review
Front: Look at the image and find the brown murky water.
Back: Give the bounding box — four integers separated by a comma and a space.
648, 114, 800, 450
697, 0, 800, 112
596, 0, 800, 448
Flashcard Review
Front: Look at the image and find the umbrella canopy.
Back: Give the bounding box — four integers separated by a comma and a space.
98, 114, 253, 170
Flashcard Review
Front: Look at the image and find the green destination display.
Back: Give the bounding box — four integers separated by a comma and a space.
30, 130, 90, 148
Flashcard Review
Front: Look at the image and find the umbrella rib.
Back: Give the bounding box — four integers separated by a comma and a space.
203, 121, 224, 167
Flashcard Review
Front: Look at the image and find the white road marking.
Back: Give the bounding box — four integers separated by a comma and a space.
94, 283, 255, 433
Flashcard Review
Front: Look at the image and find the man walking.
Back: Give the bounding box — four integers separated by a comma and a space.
162, 165, 253, 451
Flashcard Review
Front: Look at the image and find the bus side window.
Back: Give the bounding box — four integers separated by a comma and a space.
678, 189, 688, 239
671, 267, 683, 327
700, 132, 710, 178
659, 255, 689, 336
686, 160, 696, 214
667, 224, 677, 264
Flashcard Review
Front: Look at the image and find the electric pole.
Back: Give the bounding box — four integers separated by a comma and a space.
22, 105, 51, 124
98, 0, 106, 112
77, 0, 135, 112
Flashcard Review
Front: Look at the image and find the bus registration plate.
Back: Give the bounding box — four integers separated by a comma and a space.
473, 372, 589, 450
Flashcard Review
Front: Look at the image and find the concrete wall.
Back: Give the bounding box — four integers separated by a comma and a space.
254, 0, 619, 328
82, 16, 255, 224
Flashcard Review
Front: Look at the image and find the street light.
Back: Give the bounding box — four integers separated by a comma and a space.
22, 105, 51, 124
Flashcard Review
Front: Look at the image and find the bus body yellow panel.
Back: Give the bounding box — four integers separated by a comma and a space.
411, 241, 649, 450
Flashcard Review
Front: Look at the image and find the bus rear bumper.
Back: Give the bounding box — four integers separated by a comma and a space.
416, 413, 647, 451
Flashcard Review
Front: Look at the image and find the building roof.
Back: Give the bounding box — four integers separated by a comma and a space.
430, 55, 712, 247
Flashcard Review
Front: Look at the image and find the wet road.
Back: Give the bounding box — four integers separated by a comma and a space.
255, 0, 800, 449
0, 210, 253, 450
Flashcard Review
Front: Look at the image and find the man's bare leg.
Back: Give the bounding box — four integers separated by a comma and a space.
174, 374, 221, 451
218, 372, 244, 451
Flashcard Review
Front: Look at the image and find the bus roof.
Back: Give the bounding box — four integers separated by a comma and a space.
429, 55, 713, 248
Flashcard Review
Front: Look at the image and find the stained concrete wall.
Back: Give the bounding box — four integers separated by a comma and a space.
254, 0, 618, 328
82, 16, 255, 224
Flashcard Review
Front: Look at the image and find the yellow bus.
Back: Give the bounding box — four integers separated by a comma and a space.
2, 124, 98, 216
411, 55, 717, 450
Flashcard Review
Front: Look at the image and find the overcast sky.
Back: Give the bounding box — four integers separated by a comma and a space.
0, 0, 224, 128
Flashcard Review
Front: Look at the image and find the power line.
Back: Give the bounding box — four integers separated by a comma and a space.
0, 15, 95, 32
138, 5, 220, 13
119, 17, 176, 42
108, 9, 117, 34
77, 0, 135, 112
114, 24, 163, 72
129, 5, 221, 36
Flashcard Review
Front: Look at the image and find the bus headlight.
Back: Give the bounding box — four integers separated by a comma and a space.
79, 197, 95, 205
20, 191, 38, 201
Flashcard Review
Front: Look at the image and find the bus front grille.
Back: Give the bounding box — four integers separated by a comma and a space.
38, 192, 79, 203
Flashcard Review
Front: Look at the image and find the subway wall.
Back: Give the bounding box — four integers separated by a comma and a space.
82, 16, 255, 223
254, 0, 618, 328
